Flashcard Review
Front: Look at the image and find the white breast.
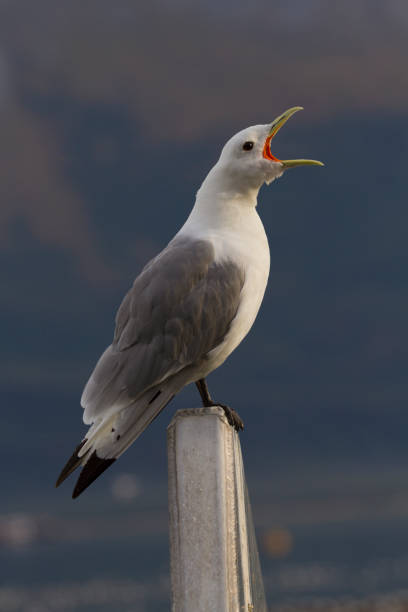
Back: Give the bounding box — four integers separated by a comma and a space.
208, 211, 270, 370
179, 201, 270, 374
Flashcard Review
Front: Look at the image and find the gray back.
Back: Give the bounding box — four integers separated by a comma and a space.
82, 237, 245, 415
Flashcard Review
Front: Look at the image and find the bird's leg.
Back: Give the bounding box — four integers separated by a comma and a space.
195, 378, 244, 431
195, 377, 213, 406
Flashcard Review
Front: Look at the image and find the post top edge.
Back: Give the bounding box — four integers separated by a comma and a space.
167, 406, 230, 431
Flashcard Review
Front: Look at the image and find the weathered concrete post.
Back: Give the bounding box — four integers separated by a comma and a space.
167, 406, 267, 612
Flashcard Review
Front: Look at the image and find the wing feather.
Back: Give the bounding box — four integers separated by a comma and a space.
81, 236, 244, 423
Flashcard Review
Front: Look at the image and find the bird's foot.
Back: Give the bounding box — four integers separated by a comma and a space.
205, 402, 244, 432
195, 379, 244, 431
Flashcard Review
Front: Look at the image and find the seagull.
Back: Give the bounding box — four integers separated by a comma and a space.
56, 106, 323, 498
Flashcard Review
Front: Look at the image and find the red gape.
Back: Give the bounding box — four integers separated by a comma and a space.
262, 134, 281, 162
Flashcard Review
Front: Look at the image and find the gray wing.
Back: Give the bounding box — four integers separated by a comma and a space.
81, 236, 245, 421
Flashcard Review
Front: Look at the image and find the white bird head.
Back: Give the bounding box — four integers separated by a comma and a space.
213, 107, 323, 197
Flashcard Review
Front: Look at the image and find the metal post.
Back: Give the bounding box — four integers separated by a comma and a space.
167, 406, 267, 612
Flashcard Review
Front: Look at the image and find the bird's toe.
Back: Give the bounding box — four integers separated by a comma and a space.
219, 404, 244, 432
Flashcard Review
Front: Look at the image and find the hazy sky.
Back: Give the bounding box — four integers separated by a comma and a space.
0, 0, 407, 501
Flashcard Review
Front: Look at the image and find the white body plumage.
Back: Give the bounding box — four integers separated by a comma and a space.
56, 109, 323, 497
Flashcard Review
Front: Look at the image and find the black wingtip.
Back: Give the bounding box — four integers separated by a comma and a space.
72, 452, 116, 499
56, 439, 88, 488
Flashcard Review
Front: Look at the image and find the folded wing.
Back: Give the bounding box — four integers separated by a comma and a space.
57, 236, 245, 497
81, 236, 245, 424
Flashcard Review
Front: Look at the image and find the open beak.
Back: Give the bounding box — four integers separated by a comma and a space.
263, 106, 324, 169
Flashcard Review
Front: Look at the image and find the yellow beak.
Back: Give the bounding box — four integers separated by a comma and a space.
264, 106, 324, 168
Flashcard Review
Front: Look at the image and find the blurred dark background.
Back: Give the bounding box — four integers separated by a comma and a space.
1, 1, 408, 610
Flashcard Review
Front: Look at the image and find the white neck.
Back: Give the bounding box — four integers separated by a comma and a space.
198, 163, 260, 203
177, 163, 262, 238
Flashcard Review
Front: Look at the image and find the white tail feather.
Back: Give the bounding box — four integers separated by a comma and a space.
79, 383, 178, 465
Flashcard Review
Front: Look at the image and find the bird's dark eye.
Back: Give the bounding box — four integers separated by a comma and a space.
242, 141, 254, 151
